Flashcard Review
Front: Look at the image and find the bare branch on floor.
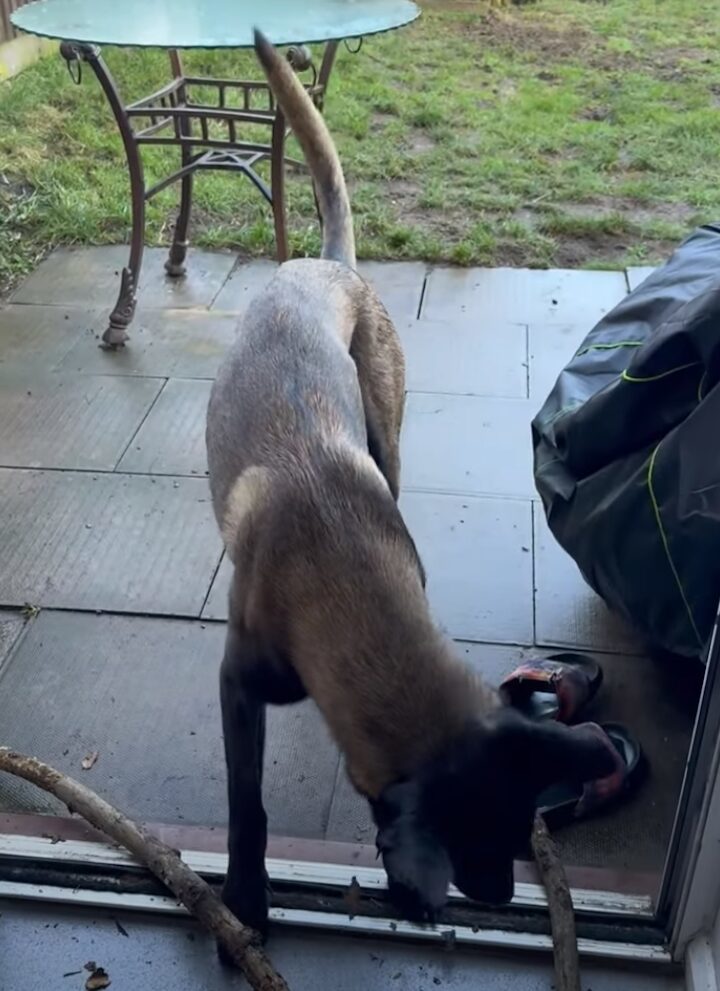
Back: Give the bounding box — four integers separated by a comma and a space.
0, 747, 290, 991
531, 813, 581, 991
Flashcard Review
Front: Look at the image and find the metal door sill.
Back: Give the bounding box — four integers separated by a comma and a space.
0, 831, 654, 919
0, 816, 669, 967
0, 879, 673, 966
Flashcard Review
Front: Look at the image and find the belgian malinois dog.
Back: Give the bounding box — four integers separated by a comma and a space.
206, 29, 614, 948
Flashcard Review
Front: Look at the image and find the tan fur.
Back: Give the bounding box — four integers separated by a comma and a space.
326, 434, 389, 491
221, 466, 271, 559
350, 298, 406, 496
254, 30, 355, 268
288, 566, 500, 797
207, 37, 500, 807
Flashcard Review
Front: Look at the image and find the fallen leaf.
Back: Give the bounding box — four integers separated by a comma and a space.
343, 876, 363, 919
85, 966, 111, 990
441, 928, 456, 952
41, 833, 65, 845
81, 751, 99, 771
84, 962, 96, 973
114, 918, 129, 938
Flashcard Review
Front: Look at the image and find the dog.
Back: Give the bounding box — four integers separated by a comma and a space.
206, 29, 615, 948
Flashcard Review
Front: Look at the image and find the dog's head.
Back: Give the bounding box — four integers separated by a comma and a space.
373, 709, 615, 922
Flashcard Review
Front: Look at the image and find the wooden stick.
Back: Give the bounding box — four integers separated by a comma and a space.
531, 814, 581, 991
0, 748, 290, 991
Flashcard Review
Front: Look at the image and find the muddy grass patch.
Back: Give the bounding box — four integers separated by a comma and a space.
512, 199, 688, 266
407, 130, 437, 154
444, 8, 718, 82
459, 8, 595, 62
543, 197, 699, 228
371, 111, 399, 128
552, 231, 634, 268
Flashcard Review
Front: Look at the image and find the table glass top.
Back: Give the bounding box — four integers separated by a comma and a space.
12, 0, 420, 49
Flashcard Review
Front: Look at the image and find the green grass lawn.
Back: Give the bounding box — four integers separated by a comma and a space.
2, 0, 720, 292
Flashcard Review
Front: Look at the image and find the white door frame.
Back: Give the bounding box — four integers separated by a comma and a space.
661, 614, 720, 960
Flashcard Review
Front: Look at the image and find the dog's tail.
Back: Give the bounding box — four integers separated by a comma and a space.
254, 28, 356, 269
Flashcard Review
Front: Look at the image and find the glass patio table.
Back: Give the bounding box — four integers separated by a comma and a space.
11, 0, 420, 344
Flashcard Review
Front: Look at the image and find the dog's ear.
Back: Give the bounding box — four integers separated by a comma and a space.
373, 780, 452, 924
521, 720, 617, 794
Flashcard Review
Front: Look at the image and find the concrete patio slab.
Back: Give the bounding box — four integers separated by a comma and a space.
117, 378, 211, 477
211, 258, 427, 327
400, 491, 534, 644
356, 260, 427, 324
11, 246, 236, 310
3, 902, 685, 991
421, 267, 627, 328
401, 393, 535, 498
533, 505, 645, 655
325, 761, 375, 844
201, 554, 232, 621
0, 610, 26, 670
209, 258, 278, 313
0, 304, 96, 372
627, 266, 657, 292
0, 611, 340, 836
0, 371, 162, 471
58, 309, 240, 379
399, 318, 528, 397
528, 322, 590, 402
0, 469, 221, 615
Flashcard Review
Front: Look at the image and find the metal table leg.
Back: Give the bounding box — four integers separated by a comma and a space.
59, 39, 343, 346
60, 42, 145, 348
164, 50, 192, 278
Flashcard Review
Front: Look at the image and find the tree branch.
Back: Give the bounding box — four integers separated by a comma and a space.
0, 747, 289, 991
531, 813, 581, 991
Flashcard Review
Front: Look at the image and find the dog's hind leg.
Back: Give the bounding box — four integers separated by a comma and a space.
219, 621, 307, 955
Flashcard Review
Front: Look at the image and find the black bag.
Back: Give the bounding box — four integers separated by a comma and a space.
532, 224, 720, 659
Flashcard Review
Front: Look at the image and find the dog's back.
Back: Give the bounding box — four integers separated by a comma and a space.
207, 30, 405, 558
207, 262, 372, 539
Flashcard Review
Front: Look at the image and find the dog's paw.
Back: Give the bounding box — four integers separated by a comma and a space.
217, 873, 271, 965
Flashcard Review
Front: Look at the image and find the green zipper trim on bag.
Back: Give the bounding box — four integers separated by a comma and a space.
621, 361, 700, 384
574, 340, 643, 358
646, 443, 703, 648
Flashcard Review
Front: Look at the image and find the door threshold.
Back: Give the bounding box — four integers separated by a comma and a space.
0, 811, 661, 904
0, 811, 666, 964
0, 879, 673, 967
0, 823, 655, 919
